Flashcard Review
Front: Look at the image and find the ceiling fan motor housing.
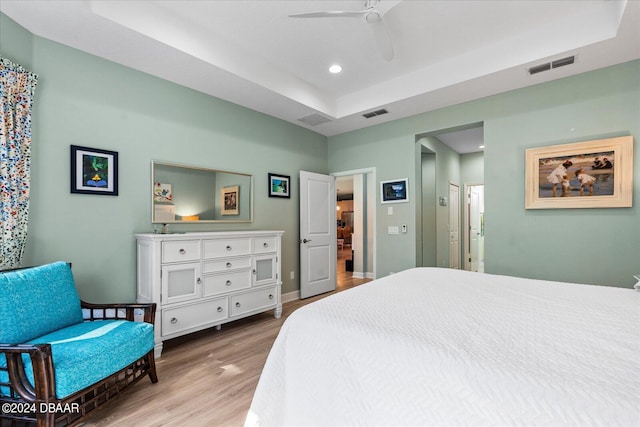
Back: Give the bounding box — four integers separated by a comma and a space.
366, 10, 382, 23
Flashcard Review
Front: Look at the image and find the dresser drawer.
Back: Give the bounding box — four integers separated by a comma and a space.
230, 287, 277, 317
203, 256, 251, 274
202, 270, 252, 297
162, 240, 201, 263
253, 236, 277, 254
203, 238, 252, 258
161, 297, 228, 336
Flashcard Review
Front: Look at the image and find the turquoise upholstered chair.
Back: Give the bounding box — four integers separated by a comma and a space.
0, 261, 158, 427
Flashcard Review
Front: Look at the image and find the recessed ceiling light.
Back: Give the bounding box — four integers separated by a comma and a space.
479, 145, 485, 149
329, 64, 342, 74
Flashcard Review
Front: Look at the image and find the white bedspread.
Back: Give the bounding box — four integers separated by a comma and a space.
246, 268, 640, 426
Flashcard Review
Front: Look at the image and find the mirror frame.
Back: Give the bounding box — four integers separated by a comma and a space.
151, 161, 254, 224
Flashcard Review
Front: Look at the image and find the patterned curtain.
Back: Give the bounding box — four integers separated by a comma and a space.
0, 57, 38, 270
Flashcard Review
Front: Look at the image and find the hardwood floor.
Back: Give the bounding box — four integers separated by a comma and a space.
79, 249, 369, 426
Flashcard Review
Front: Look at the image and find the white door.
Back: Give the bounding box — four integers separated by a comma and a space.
300, 171, 336, 298
449, 183, 460, 269
468, 186, 481, 272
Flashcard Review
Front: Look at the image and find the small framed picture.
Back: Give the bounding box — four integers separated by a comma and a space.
221, 186, 239, 215
381, 178, 408, 204
70, 145, 118, 196
154, 183, 173, 202
269, 173, 290, 198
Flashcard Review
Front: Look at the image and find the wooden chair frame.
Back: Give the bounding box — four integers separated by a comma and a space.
1, 301, 158, 427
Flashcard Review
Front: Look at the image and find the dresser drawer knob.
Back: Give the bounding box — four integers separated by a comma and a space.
226, 245, 232, 251
217, 306, 223, 313
235, 302, 241, 308
226, 262, 232, 268
179, 248, 186, 254
170, 317, 178, 324
197, 277, 201, 284
263, 242, 269, 248
269, 294, 274, 300
226, 280, 232, 286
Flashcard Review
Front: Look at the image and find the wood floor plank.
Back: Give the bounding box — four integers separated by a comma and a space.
79, 249, 369, 426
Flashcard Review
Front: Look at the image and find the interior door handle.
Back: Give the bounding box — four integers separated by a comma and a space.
300, 238, 312, 243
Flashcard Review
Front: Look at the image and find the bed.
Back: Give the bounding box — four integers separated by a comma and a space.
246, 267, 639, 426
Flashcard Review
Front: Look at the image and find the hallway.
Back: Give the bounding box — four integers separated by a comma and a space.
337, 244, 370, 291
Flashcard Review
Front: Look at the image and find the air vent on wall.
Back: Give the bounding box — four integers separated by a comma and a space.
528, 55, 575, 75
362, 108, 388, 119
298, 113, 331, 126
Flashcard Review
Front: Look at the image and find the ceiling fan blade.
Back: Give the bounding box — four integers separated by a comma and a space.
289, 11, 367, 19
371, 20, 394, 61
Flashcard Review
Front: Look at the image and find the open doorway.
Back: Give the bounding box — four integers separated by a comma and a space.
336, 176, 354, 287
334, 169, 376, 289
417, 124, 484, 270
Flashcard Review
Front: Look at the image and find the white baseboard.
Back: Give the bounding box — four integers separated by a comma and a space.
353, 271, 374, 279
281, 290, 300, 303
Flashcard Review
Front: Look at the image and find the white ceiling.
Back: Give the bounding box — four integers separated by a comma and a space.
436, 127, 484, 155
1, 0, 639, 153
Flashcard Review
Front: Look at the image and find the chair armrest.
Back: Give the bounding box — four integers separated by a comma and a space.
0, 343, 56, 402
81, 301, 156, 324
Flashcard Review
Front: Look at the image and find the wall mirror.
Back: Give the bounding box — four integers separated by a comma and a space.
151, 161, 253, 223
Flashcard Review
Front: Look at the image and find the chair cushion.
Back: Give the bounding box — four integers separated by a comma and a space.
0, 261, 82, 343
2, 320, 154, 398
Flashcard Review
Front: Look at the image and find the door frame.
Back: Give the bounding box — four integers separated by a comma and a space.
464, 183, 484, 271
448, 182, 460, 269
332, 167, 377, 280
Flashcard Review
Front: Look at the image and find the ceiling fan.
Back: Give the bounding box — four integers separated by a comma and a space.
288, 0, 396, 61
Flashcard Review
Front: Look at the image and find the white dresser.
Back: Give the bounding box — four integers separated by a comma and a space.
135, 230, 284, 357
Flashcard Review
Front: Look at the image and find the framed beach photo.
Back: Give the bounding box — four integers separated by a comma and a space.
268, 173, 290, 198
381, 178, 409, 204
525, 136, 633, 209
221, 186, 239, 215
70, 145, 118, 196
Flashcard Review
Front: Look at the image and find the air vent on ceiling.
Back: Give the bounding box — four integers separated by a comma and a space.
528, 62, 551, 75
362, 108, 388, 119
298, 113, 331, 126
551, 56, 575, 68
528, 55, 575, 75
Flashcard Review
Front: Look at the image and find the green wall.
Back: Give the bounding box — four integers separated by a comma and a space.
420, 150, 436, 267
329, 60, 640, 288
1, 14, 327, 302
460, 151, 484, 186
0, 13, 32, 68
